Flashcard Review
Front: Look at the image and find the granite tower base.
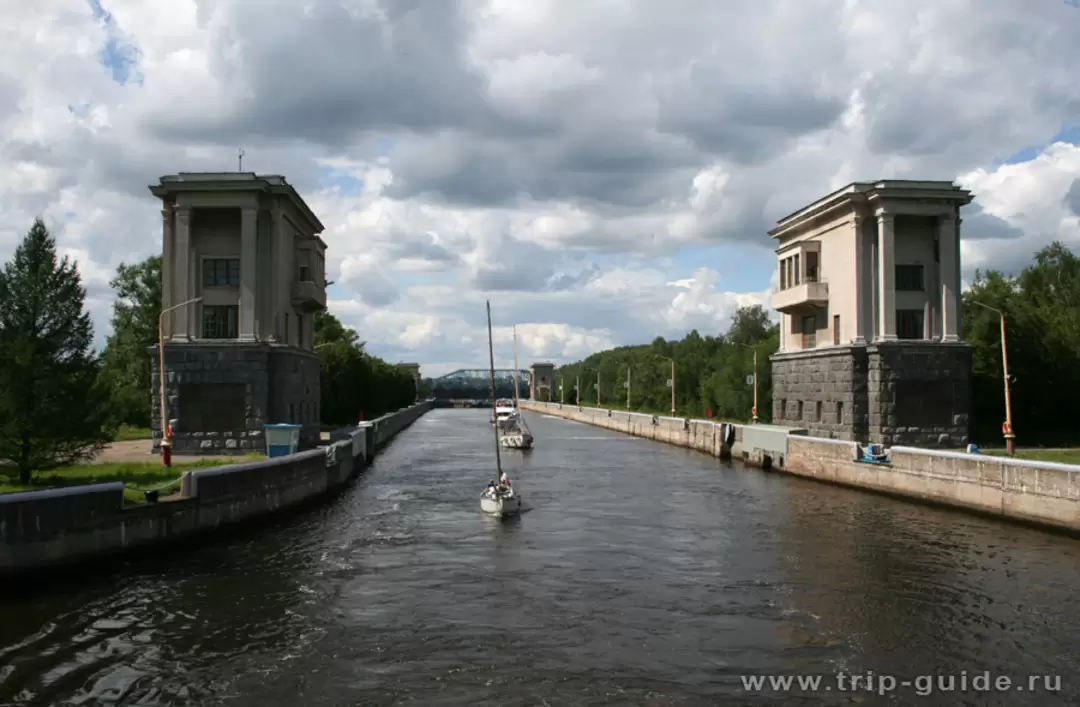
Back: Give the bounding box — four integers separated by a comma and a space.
771, 342, 971, 448
149, 342, 321, 455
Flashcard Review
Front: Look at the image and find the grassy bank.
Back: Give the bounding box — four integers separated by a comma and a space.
0, 453, 266, 504
115, 424, 153, 442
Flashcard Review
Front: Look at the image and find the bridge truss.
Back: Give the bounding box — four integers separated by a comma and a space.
429, 369, 532, 400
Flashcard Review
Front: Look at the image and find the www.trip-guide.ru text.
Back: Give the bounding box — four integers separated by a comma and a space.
741, 671, 1063, 697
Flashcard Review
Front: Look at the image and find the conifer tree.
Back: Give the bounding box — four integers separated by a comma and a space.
0, 219, 115, 483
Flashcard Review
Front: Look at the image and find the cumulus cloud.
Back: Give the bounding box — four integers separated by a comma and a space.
1, 0, 1079, 377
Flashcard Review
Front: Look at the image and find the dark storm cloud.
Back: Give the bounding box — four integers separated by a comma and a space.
384, 228, 460, 265
960, 203, 1025, 241
382, 129, 703, 210
1065, 178, 1080, 217
656, 80, 847, 165
148, 0, 508, 148
472, 235, 561, 292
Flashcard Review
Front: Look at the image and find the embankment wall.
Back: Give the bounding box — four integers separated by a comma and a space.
0, 400, 434, 576
522, 401, 1080, 535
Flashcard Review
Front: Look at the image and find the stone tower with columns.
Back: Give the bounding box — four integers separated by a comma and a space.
529, 362, 555, 401
397, 363, 422, 400
769, 180, 973, 448
148, 172, 328, 455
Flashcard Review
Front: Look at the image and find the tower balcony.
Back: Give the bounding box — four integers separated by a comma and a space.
291, 280, 327, 312
773, 279, 829, 313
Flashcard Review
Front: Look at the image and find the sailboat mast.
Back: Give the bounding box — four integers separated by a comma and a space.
513, 325, 521, 408
486, 301, 503, 475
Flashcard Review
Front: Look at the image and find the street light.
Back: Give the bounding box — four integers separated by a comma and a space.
623, 365, 631, 410
575, 374, 580, 406
596, 371, 601, 407
738, 343, 760, 424
970, 300, 1015, 454
559, 376, 564, 405
656, 355, 675, 415
158, 296, 203, 467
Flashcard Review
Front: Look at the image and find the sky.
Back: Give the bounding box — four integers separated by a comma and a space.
1, 1, 1080, 378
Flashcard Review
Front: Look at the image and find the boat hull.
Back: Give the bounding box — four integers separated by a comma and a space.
499, 433, 534, 450
481, 493, 522, 516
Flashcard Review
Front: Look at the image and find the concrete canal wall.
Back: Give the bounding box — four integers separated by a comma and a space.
522, 401, 1080, 535
0, 400, 434, 576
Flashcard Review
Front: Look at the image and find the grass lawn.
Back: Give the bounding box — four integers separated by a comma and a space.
114, 424, 153, 441
982, 448, 1080, 465
0, 452, 266, 505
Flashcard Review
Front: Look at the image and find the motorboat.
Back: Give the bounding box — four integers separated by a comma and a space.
492, 398, 518, 426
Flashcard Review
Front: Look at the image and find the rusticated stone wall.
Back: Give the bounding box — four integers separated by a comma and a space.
772, 342, 971, 448
869, 342, 971, 448
149, 342, 321, 455
771, 346, 868, 441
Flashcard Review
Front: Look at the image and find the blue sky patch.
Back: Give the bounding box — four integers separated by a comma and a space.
1001, 124, 1080, 165
87, 0, 142, 86
317, 165, 366, 196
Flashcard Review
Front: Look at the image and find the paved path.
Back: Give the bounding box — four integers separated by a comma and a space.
89, 440, 238, 464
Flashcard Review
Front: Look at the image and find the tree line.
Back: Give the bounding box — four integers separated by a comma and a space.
553, 305, 780, 422
553, 241, 1080, 448
0, 218, 419, 483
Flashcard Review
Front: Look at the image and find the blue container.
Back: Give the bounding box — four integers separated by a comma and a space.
264, 423, 301, 458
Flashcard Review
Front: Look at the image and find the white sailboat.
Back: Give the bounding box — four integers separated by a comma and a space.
499, 325, 534, 450
480, 301, 523, 517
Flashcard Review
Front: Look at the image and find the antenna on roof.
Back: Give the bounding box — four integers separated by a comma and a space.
238, 148, 245, 172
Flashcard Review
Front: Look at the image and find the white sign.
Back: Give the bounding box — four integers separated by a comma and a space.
746, 374, 754, 386
666, 379, 673, 387
623, 381, 630, 388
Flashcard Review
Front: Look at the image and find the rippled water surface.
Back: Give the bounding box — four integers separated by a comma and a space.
3, 409, 1080, 706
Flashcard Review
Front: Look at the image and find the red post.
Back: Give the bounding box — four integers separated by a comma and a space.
161, 423, 173, 468
707, 409, 713, 418
359, 411, 364, 422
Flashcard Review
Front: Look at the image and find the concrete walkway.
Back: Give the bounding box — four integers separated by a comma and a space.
91, 432, 333, 464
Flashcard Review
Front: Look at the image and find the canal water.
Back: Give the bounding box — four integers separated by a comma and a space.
2, 408, 1079, 706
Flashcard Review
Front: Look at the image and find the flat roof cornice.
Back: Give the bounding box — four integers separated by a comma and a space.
769, 180, 974, 239
148, 172, 326, 235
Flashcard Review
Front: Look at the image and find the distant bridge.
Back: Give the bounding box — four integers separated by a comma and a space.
429, 369, 531, 400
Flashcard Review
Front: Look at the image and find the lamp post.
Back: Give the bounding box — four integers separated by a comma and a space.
738, 343, 760, 424
559, 377, 564, 405
158, 296, 203, 467
970, 300, 1015, 454
596, 371, 601, 407
656, 355, 675, 415
624, 365, 631, 410
575, 375, 580, 406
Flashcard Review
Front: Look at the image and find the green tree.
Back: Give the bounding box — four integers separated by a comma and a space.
0, 219, 115, 483
963, 241, 1080, 446
313, 310, 415, 425
553, 304, 779, 422
100, 255, 162, 427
